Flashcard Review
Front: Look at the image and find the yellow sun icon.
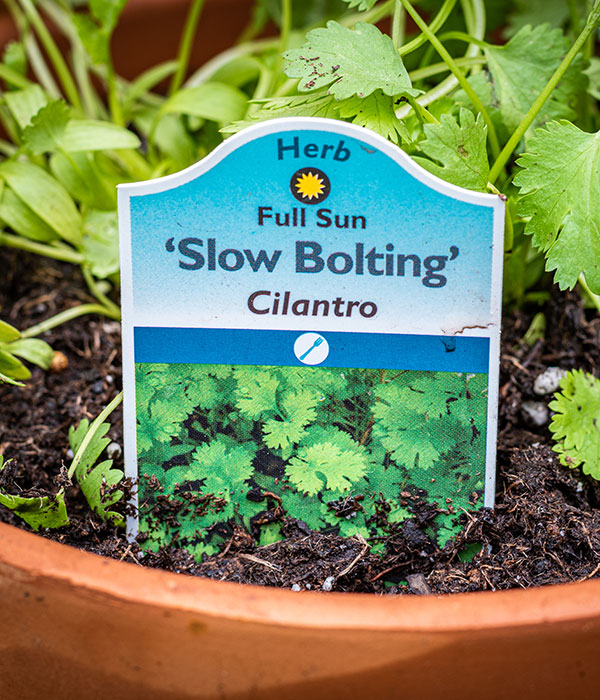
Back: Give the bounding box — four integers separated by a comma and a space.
295, 171, 325, 201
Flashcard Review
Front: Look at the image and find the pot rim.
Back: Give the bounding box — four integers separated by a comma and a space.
2, 521, 599, 632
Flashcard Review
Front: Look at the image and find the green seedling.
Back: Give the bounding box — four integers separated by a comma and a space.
549, 370, 600, 480
0, 318, 53, 385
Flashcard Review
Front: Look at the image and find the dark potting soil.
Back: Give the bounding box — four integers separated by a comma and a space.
1, 250, 599, 594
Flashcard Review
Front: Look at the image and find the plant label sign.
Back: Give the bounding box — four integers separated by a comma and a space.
118, 117, 504, 556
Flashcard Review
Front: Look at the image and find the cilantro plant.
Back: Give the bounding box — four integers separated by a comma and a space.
1, 0, 600, 541
136, 363, 487, 558
549, 370, 600, 481
0, 392, 124, 529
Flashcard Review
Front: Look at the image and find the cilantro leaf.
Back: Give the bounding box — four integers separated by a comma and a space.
412, 109, 489, 191
0, 456, 69, 531
514, 121, 600, 293
283, 21, 420, 100
222, 93, 338, 134
459, 25, 586, 140
549, 370, 600, 479
74, 0, 128, 65
337, 90, 410, 144
22, 100, 70, 155
69, 417, 124, 526
340, 0, 378, 10
506, 0, 570, 37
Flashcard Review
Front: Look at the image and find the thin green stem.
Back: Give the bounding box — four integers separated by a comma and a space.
170, 0, 205, 95
23, 30, 61, 98
392, 0, 405, 49
406, 95, 439, 124
68, 391, 123, 481
0, 232, 83, 264
17, 0, 82, 110
0, 63, 32, 90
271, 0, 292, 93
106, 61, 124, 126
21, 303, 121, 339
489, 5, 600, 184
399, 0, 500, 159
82, 267, 120, 317
398, 0, 458, 56
436, 30, 488, 48
408, 55, 485, 82
567, 0, 583, 35
579, 274, 600, 314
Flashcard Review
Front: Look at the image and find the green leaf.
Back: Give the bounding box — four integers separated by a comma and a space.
0, 457, 69, 531
4, 85, 48, 130
7, 339, 53, 369
22, 100, 69, 154
0, 161, 82, 245
283, 21, 420, 100
3, 41, 27, 77
50, 152, 116, 210
0, 370, 24, 386
0, 187, 59, 242
337, 90, 410, 145
412, 109, 490, 191
514, 121, 600, 293
506, 0, 570, 37
69, 417, 124, 526
61, 120, 141, 152
222, 93, 338, 134
74, 0, 128, 65
0, 349, 30, 380
81, 209, 119, 279
462, 25, 586, 139
340, 0, 377, 10
163, 83, 248, 123
549, 370, 600, 479
0, 319, 20, 343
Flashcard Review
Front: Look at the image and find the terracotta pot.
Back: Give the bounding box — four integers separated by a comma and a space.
1, 3, 600, 698
1, 522, 599, 699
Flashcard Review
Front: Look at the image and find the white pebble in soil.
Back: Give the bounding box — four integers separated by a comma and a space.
521, 400, 549, 427
291, 583, 301, 592
106, 442, 122, 460
322, 576, 335, 592
533, 366, 567, 395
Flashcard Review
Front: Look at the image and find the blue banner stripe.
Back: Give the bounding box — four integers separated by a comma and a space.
134, 327, 489, 373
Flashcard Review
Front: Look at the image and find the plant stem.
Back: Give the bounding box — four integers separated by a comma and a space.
82, 267, 120, 317
68, 391, 123, 481
399, 0, 500, 160
578, 274, 600, 314
270, 0, 292, 93
21, 303, 121, 339
436, 30, 488, 48
406, 95, 439, 124
398, 0, 457, 56
408, 55, 485, 82
488, 5, 600, 184
0, 232, 83, 264
0, 63, 32, 90
170, 0, 205, 95
17, 0, 82, 110
392, 0, 405, 49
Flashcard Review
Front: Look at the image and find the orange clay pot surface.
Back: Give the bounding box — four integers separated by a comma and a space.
1, 522, 599, 700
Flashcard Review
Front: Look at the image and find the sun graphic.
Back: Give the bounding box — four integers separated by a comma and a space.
294, 171, 325, 201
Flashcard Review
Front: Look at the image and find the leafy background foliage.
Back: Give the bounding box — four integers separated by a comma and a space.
136, 363, 487, 558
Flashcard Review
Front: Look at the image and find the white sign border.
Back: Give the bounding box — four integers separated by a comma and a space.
118, 117, 505, 538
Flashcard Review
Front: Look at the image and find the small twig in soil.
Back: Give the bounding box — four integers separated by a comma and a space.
238, 553, 281, 571
336, 533, 369, 579
578, 562, 600, 582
